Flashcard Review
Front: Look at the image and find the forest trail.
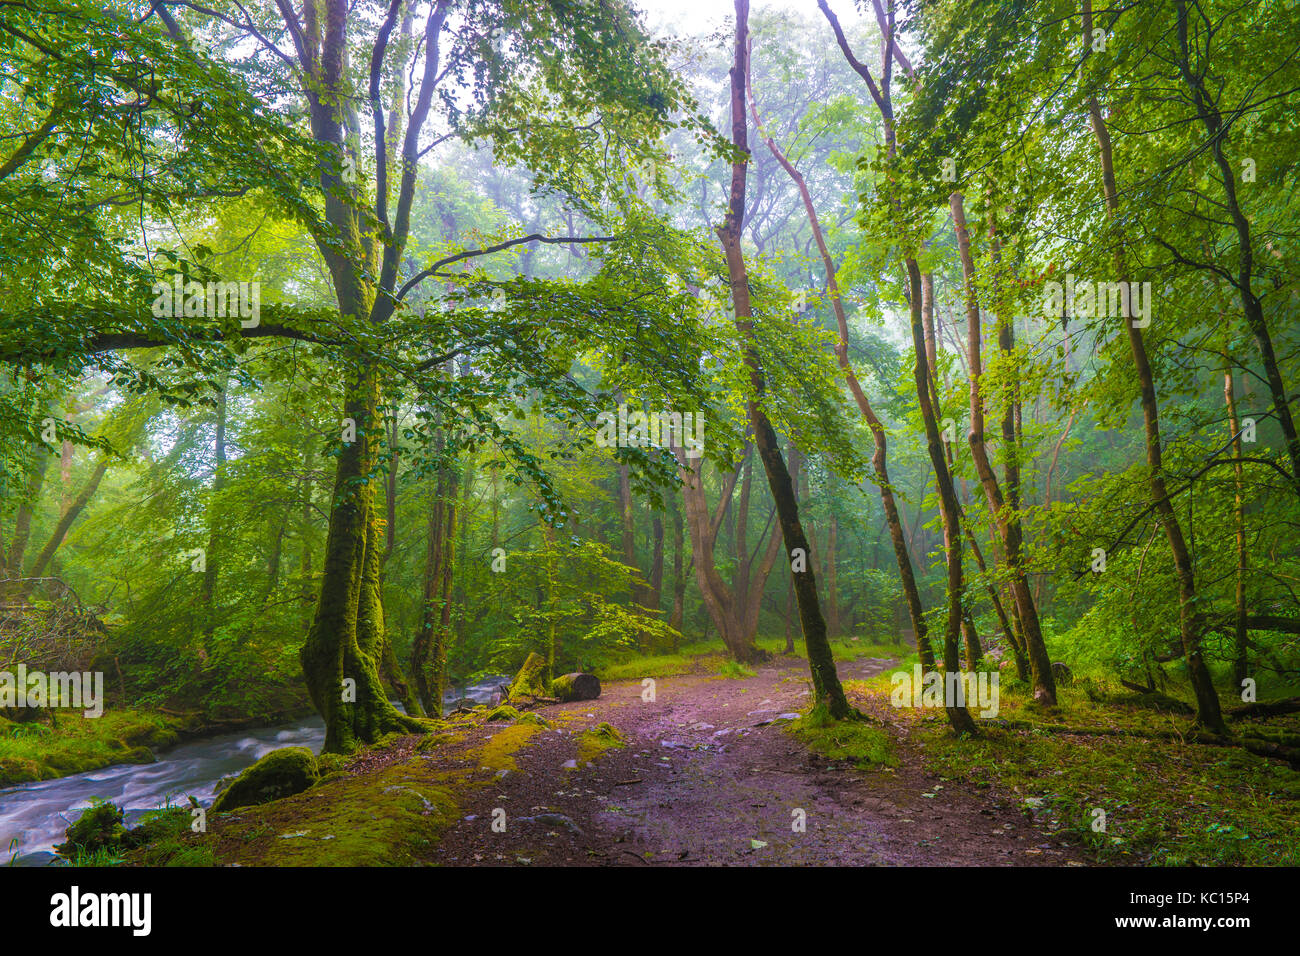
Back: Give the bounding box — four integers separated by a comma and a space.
429, 657, 1090, 866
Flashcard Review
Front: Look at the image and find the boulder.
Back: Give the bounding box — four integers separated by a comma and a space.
551, 672, 601, 703
211, 746, 319, 813
1050, 661, 1073, 686
508, 652, 551, 701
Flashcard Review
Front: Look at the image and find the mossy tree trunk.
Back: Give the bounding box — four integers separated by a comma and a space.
300, 367, 424, 753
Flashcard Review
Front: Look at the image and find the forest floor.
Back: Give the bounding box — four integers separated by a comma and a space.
424, 655, 1086, 866
129, 651, 1299, 866
160, 653, 1089, 866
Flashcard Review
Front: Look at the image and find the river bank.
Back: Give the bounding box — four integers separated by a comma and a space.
0, 675, 511, 864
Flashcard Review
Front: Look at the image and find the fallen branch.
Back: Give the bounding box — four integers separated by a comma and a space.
984, 719, 1300, 767
1226, 697, 1300, 720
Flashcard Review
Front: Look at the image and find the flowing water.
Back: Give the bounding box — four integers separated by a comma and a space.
0, 675, 510, 866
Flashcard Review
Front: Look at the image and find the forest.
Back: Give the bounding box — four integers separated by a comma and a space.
0, 0, 1297, 879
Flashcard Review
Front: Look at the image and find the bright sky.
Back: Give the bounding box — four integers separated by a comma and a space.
638, 0, 869, 40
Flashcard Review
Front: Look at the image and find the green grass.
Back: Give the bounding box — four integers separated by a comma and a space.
787, 706, 897, 770
594, 633, 910, 682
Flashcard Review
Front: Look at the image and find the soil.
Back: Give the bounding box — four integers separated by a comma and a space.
427, 655, 1090, 866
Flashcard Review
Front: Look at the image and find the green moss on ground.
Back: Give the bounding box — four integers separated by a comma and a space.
787, 706, 896, 770
595, 635, 906, 682
0, 710, 181, 787
133, 712, 551, 866
575, 722, 625, 768
185, 759, 460, 866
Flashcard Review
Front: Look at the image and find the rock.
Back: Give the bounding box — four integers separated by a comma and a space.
1050, 662, 1073, 686
508, 652, 551, 701
551, 672, 601, 702
485, 704, 522, 722
56, 800, 129, 859
211, 746, 319, 813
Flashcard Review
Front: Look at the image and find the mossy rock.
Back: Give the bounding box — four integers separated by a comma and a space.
575, 722, 625, 767
517, 712, 550, 728
56, 800, 130, 858
211, 747, 320, 813
366, 731, 406, 752
508, 652, 551, 701
485, 704, 522, 722
121, 744, 157, 765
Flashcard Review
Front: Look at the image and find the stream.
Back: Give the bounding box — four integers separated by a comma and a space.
0, 675, 510, 866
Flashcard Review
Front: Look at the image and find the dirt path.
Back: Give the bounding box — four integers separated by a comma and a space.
429, 656, 1089, 866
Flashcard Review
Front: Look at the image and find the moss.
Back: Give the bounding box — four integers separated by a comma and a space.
128, 719, 549, 866
575, 722, 625, 767
313, 770, 351, 787
517, 712, 550, 728
485, 704, 522, 722
184, 758, 461, 866
508, 652, 551, 701
0, 754, 44, 786
211, 747, 320, 813
315, 752, 348, 775
787, 708, 896, 770
416, 733, 454, 753
476, 723, 542, 772
56, 799, 130, 859
0, 709, 180, 786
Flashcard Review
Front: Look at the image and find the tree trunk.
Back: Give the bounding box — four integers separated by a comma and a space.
300, 366, 424, 752
1173, 1, 1300, 496
677, 447, 767, 662
720, 0, 848, 717
200, 385, 227, 645
746, 51, 933, 667
951, 191, 1055, 704
670, 496, 685, 638
5, 449, 50, 584
1224, 363, 1249, 687
1084, 17, 1224, 732
25, 457, 108, 587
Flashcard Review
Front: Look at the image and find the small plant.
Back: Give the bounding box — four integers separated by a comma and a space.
714, 660, 756, 679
